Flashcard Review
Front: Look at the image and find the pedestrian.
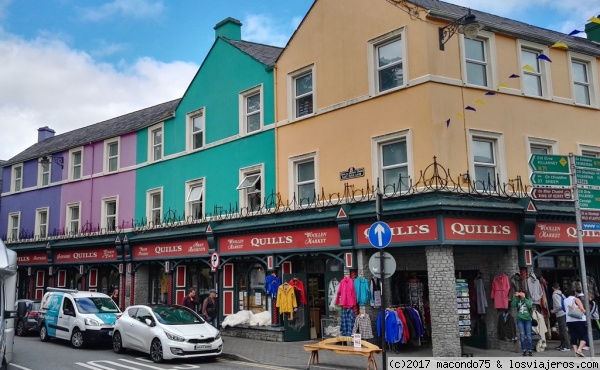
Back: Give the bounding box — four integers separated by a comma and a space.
182, 288, 198, 312
110, 288, 120, 307
511, 290, 533, 356
202, 289, 218, 327
564, 288, 588, 357
551, 282, 570, 351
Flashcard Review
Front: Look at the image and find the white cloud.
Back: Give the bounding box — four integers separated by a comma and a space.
0, 31, 197, 160
77, 0, 165, 22
243, 14, 292, 47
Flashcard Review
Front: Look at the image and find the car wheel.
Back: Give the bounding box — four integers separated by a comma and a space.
71, 328, 85, 348
16, 320, 25, 337
112, 331, 126, 354
150, 338, 163, 363
39, 324, 50, 342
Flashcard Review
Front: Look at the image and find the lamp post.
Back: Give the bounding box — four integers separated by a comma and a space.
439, 9, 483, 51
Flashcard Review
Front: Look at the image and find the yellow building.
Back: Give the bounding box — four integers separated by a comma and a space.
274, 0, 600, 356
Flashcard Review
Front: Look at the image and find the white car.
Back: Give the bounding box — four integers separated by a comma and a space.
112, 304, 223, 363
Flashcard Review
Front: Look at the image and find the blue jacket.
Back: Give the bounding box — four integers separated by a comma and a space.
354, 277, 371, 306
377, 310, 403, 344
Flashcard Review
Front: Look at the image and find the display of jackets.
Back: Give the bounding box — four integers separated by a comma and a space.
289, 278, 307, 305
510, 273, 528, 297
335, 276, 357, 309
370, 277, 382, 308
354, 276, 371, 306
264, 274, 281, 298
376, 309, 403, 344
527, 273, 544, 305
340, 308, 356, 336
497, 311, 517, 340
474, 277, 488, 314
491, 273, 510, 309
328, 278, 340, 310
352, 313, 374, 339
275, 284, 297, 319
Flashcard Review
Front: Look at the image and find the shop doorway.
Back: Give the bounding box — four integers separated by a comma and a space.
283, 273, 309, 341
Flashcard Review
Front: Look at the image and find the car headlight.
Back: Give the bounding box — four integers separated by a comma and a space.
164, 330, 185, 342
215, 332, 221, 341
84, 317, 101, 326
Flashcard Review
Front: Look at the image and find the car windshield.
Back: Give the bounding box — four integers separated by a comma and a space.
152, 306, 204, 325
75, 297, 120, 314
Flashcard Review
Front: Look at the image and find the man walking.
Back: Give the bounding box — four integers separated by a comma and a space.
551, 282, 570, 351
202, 289, 219, 327
182, 288, 198, 312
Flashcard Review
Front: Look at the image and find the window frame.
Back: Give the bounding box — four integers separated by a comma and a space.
237, 164, 264, 213
35, 207, 49, 239
12, 164, 23, 193
105, 138, 120, 173
102, 197, 118, 232
38, 160, 51, 187
239, 85, 263, 135
66, 202, 81, 236
288, 65, 315, 121
289, 152, 318, 206
468, 130, 506, 191
69, 147, 83, 181
149, 123, 164, 163
185, 179, 204, 222
460, 31, 496, 88
518, 41, 551, 98
579, 144, 600, 158
570, 52, 597, 107
147, 188, 163, 226
8, 212, 20, 241
186, 108, 205, 152
368, 28, 406, 96
371, 130, 413, 194
527, 137, 558, 160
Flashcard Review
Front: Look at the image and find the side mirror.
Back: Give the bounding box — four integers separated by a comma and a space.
145, 318, 155, 327
17, 301, 27, 318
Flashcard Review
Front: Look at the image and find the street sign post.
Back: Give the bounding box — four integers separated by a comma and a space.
577, 188, 600, 210
576, 168, 600, 187
528, 154, 569, 173
575, 155, 600, 170
529, 173, 571, 187
530, 187, 572, 201
582, 210, 600, 222
582, 222, 600, 231
367, 221, 392, 249
368, 252, 396, 279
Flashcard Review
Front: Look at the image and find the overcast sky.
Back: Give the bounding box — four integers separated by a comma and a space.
1, 0, 598, 160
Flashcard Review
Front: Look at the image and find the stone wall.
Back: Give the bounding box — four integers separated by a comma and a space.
134, 264, 150, 305
221, 325, 285, 342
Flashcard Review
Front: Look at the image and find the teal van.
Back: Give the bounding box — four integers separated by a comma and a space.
38, 288, 121, 348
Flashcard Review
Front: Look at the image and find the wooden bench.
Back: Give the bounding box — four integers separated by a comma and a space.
303, 336, 382, 370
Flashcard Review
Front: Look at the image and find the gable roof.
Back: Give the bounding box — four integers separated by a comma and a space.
3, 99, 180, 166
409, 0, 600, 55
221, 38, 283, 66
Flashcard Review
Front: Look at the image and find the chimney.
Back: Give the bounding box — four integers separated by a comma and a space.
37, 126, 56, 142
585, 16, 600, 42
214, 17, 242, 41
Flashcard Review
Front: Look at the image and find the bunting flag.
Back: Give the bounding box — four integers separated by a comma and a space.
465, 106, 476, 111
537, 54, 552, 62
589, 17, 600, 24
522, 65, 536, 73
509, 74, 520, 78
456, 113, 465, 119
569, 30, 583, 36
498, 83, 508, 88
446, 119, 450, 127
475, 99, 485, 105
485, 91, 496, 96
551, 41, 568, 49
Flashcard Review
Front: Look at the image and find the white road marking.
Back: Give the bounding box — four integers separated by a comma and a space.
10, 364, 33, 370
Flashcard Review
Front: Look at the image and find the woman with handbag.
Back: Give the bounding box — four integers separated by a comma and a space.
511, 291, 533, 356
564, 288, 588, 357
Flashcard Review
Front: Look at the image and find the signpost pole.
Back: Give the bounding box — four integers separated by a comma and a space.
569, 153, 595, 358
376, 191, 386, 365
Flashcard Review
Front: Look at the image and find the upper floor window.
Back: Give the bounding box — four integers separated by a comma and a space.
580, 145, 600, 158
469, 131, 505, 192
8, 213, 20, 241
12, 165, 22, 192
36, 208, 48, 239
527, 138, 557, 162
464, 38, 489, 87
291, 153, 317, 205
39, 161, 50, 187
187, 109, 204, 151
103, 198, 117, 232
147, 189, 162, 225
150, 125, 163, 162
106, 140, 119, 173
572, 60, 591, 106
241, 86, 262, 134
373, 130, 411, 194
290, 66, 314, 119
70, 149, 83, 180
519, 44, 549, 98
376, 38, 403, 92
186, 180, 203, 221
582, 150, 600, 158
237, 166, 262, 212
66, 203, 80, 235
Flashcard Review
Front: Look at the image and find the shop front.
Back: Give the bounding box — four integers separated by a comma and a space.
14, 248, 49, 300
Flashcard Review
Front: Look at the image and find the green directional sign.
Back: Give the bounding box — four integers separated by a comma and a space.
576, 168, 600, 187
575, 155, 600, 170
528, 154, 569, 173
530, 173, 571, 187
578, 188, 600, 209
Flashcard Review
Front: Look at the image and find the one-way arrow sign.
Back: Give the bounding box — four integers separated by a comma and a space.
367, 221, 392, 249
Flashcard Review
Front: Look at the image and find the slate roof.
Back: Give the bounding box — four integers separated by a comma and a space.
409, 0, 600, 55
3, 99, 181, 166
221, 38, 283, 66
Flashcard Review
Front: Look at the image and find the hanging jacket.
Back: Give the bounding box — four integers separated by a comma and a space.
335, 276, 357, 309
497, 311, 517, 340
289, 278, 307, 305
354, 277, 371, 306
474, 278, 488, 314
510, 273, 528, 297
276, 284, 297, 319
352, 314, 374, 339
328, 278, 340, 310
370, 277, 382, 308
491, 273, 510, 309
376, 309, 402, 344
395, 308, 409, 343
527, 273, 544, 304
264, 275, 281, 298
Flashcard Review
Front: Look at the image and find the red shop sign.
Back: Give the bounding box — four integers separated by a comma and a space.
219, 227, 340, 254
17, 252, 48, 265
133, 240, 208, 259
54, 247, 117, 263
356, 218, 439, 245
443, 218, 518, 242
536, 222, 600, 244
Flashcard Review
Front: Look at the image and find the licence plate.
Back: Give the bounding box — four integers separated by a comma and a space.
195, 344, 211, 350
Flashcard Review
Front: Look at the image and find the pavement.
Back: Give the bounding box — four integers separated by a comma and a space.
220, 336, 600, 369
